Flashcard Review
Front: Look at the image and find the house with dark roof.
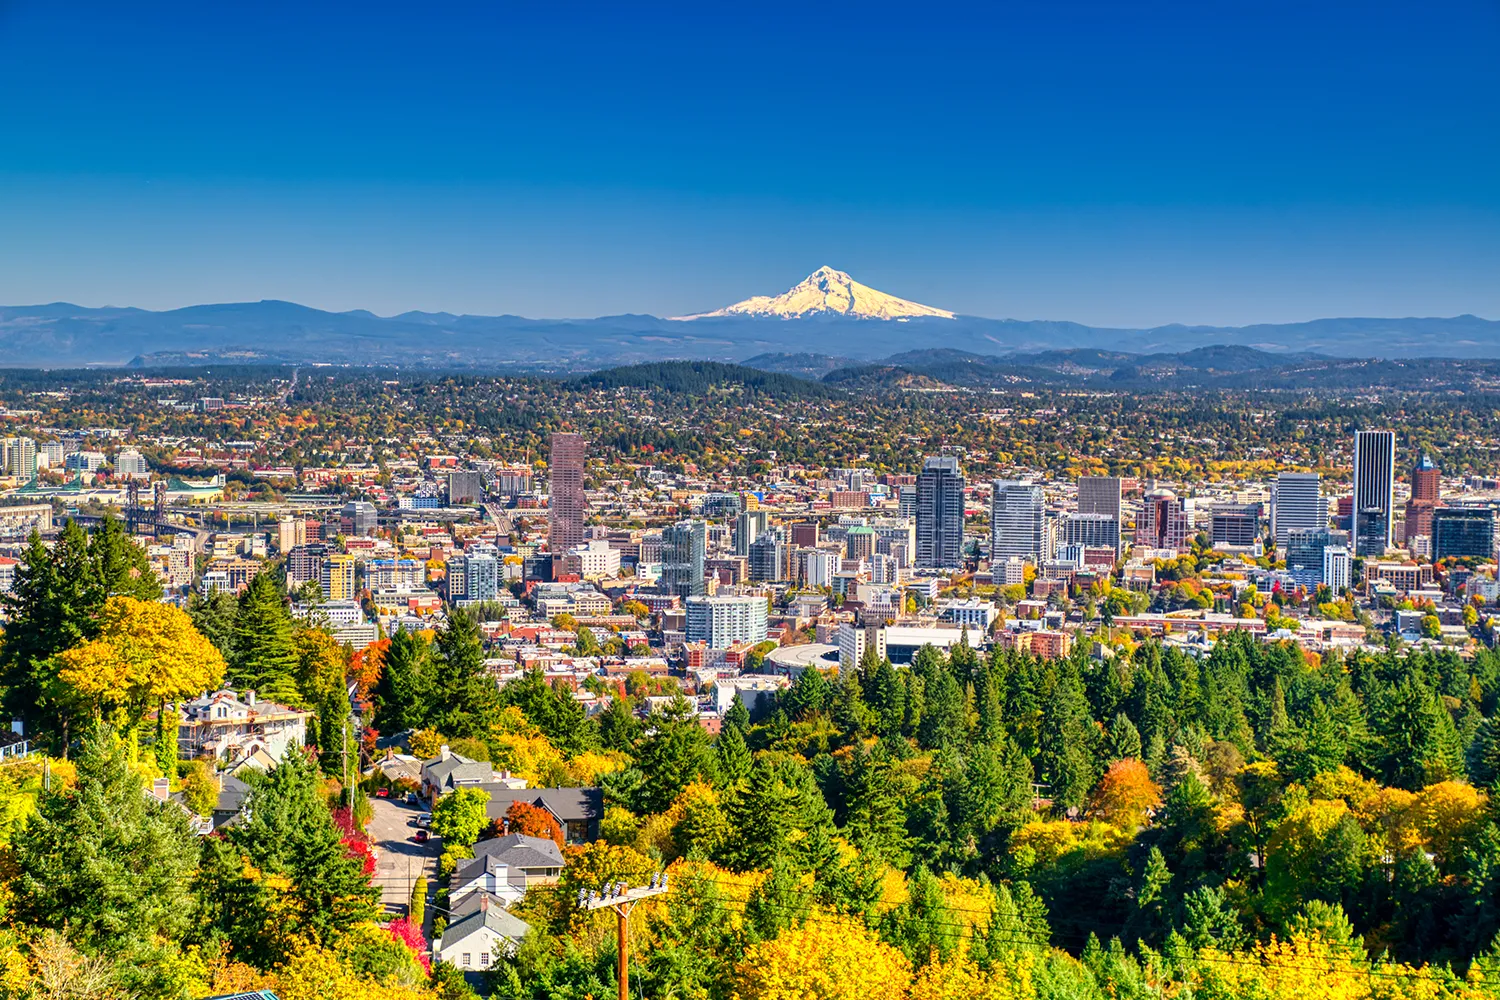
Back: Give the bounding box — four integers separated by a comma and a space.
478, 786, 604, 843
418, 745, 527, 800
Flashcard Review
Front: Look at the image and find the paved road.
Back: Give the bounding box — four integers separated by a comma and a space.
368, 796, 438, 919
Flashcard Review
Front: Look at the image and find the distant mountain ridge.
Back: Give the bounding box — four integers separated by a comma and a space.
0, 277, 1495, 368
744, 346, 1500, 393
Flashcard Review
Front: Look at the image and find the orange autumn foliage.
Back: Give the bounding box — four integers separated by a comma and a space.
1087, 758, 1162, 829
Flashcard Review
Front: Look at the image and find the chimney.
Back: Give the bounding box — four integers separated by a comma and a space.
479, 894, 489, 913
245, 690, 257, 707
151, 777, 170, 802
439, 744, 451, 761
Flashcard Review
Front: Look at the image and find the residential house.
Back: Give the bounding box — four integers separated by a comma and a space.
178, 689, 310, 766
450, 833, 566, 907
432, 894, 530, 975
478, 786, 605, 844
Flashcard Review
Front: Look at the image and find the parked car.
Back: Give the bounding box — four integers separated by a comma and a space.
415, 813, 433, 829
405, 792, 419, 806
375, 787, 390, 798
413, 829, 429, 843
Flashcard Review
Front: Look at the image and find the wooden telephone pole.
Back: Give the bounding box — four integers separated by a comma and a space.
579, 874, 670, 1000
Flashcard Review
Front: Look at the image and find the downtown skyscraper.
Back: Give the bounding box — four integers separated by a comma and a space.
1273, 471, 1323, 551
1352, 430, 1395, 557
991, 480, 1045, 562
916, 456, 964, 570
547, 432, 587, 553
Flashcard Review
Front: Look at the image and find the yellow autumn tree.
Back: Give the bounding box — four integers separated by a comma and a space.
734, 916, 911, 1000
57, 596, 225, 766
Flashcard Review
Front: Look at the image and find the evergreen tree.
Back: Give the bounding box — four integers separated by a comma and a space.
231, 571, 299, 702
918, 666, 965, 750
13, 726, 199, 954
1468, 715, 1500, 789
723, 691, 752, 734
499, 666, 599, 754
721, 754, 832, 872
635, 695, 715, 812
428, 607, 499, 739
188, 587, 239, 662
1037, 669, 1100, 809
372, 625, 429, 733
1370, 677, 1463, 789
89, 512, 162, 601
865, 658, 907, 738
1107, 712, 1143, 763
230, 744, 379, 948
831, 663, 876, 738
840, 741, 909, 866
781, 665, 830, 720
598, 692, 641, 753
880, 866, 961, 965
715, 723, 753, 787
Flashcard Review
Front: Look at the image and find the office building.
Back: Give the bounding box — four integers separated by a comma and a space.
749, 529, 785, 582
991, 480, 1044, 562
660, 519, 707, 598
735, 510, 769, 557
1352, 430, 1395, 556
1211, 503, 1260, 549
1063, 512, 1120, 555
803, 548, 840, 588
547, 432, 588, 553
321, 554, 357, 602
898, 486, 918, 519
341, 501, 378, 537
1432, 507, 1496, 561
845, 525, 877, 561
915, 456, 964, 570
560, 539, 621, 579
114, 448, 149, 479
285, 543, 328, 591
790, 522, 819, 548
1077, 476, 1122, 520
446, 469, 483, 505
276, 516, 306, 554
463, 543, 501, 601
685, 595, 768, 649
1138, 490, 1191, 551
492, 466, 533, 496
1404, 454, 1440, 543
3, 438, 36, 480
703, 492, 743, 519
1273, 472, 1323, 550
1286, 528, 1347, 588
1323, 545, 1352, 592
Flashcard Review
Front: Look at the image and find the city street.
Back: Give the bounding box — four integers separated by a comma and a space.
367, 795, 437, 920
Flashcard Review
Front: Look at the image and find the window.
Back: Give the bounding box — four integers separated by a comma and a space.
480, 953, 490, 967
462, 954, 471, 966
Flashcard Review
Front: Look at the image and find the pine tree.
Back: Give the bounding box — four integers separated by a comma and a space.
231, 571, 299, 702
1468, 715, 1500, 788
1037, 669, 1100, 809
188, 587, 239, 662
1107, 712, 1143, 763
88, 512, 162, 601
918, 667, 965, 750
831, 663, 876, 738
598, 692, 641, 753
723, 691, 752, 733
716, 723, 753, 787
231, 744, 379, 949
781, 666, 829, 720
13, 726, 199, 953
427, 607, 499, 739
866, 659, 907, 738
636, 695, 715, 813
840, 741, 909, 866
372, 625, 429, 733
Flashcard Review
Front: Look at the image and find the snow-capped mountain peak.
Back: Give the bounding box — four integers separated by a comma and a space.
676, 266, 956, 321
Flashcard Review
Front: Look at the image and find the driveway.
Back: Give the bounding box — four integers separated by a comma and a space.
368, 795, 438, 922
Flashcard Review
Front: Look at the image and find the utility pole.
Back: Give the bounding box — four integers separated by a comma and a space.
579, 874, 670, 1000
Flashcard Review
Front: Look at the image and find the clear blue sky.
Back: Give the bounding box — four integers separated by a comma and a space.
1, 1, 1497, 325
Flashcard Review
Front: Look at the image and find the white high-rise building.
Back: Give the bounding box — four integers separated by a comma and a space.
1273, 472, 1323, 550
1323, 545, 1352, 593
685, 595, 768, 649
115, 449, 150, 479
